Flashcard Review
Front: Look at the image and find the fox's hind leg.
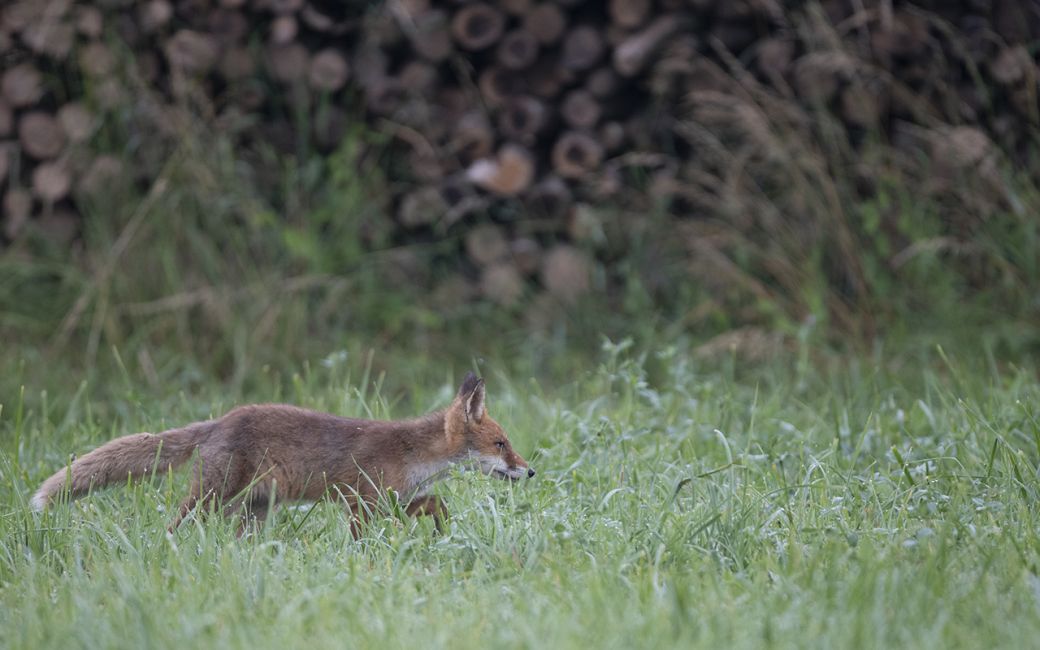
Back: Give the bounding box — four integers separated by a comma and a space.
232, 496, 271, 538
167, 459, 229, 531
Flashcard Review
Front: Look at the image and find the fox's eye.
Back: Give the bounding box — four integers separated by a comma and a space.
495, 441, 506, 450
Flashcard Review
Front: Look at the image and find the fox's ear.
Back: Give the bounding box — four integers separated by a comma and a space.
458, 371, 481, 398
461, 375, 486, 423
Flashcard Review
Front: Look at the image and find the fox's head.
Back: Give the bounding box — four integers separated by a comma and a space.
447, 372, 534, 481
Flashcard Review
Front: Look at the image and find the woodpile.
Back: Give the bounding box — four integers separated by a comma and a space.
1, 0, 1038, 305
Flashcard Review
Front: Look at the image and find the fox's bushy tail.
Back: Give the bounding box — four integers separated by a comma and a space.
31, 421, 215, 511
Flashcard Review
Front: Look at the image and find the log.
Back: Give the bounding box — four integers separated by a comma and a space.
990, 46, 1032, 85
38, 209, 79, 247
599, 120, 626, 153
561, 89, 601, 129
540, 245, 592, 303
398, 61, 439, 98
138, 0, 173, 34
496, 29, 540, 70
301, 2, 350, 35
510, 237, 541, 274
19, 112, 66, 159
561, 26, 606, 72
2, 64, 43, 108
609, 0, 651, 29
480, 263, 525, 306
1, 2, 42, 33
841, 83, 884, 128
22, 21, 75, 60
77, 154, 124, 198
220, 47, 256, 80
365, 78, 406, 115
586, 66, 622, 98
227, 79, 267, 111
756, 37, 795, 81
870, 9, 929, 62
209, 10, 251, 43
450, 110, 494, 163
0, 101, 12, 137
0, 145, 8, 184
497, 95, 548, 145
793, 52, 855, 105
352, 45, 389, 92
499, 0, 533, 16
478, 67, 522, 107
2, 188, 32, 240
465, 223, 509, 266
398, 185, 449, 228
58, 103, 94, 143
395, 0, 430, 20
522, 3, 567, 45
79, 42, 116, 78
94, 78, 127, 111
32, 161, 71, 203
165, 30, 220, 75
525, 174, 572, 218
451, 3, 506, 51
406, 145, 444, 183
711, 20, 757, 54
551, 131, 604, 179
267, 0, 305, 14
409, 9, 452, 62
613, 14, 686, 77
466, 144, 536, 196
528, 56, 571, 99
308, 49, 350, 91
271, 15, 298, 44
265, 43, 309, 84
75, 6, 104, 38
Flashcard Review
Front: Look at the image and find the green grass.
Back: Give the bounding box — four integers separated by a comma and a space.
1, 340, 1038, 649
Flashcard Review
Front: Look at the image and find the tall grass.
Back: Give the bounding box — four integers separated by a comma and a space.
1, 342, 1038, 648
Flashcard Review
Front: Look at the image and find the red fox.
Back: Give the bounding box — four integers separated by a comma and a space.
31, 373, 533, 534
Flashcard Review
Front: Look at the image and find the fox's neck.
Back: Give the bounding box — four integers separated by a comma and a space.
397, 409, 463, 495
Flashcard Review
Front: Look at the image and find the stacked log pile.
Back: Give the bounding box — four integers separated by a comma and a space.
1, 0, 1038, 304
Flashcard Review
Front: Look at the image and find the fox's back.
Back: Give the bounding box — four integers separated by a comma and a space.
204, 404, 435, 498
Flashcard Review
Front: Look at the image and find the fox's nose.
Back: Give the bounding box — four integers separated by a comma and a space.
527, 468, 536, 478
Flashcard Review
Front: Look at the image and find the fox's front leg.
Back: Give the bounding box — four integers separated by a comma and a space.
406, 495, 448, 532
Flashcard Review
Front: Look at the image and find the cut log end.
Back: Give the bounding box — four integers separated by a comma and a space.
496, 29, 540, 70
541, 245, 592, 303
466, 144, 536, 196
523, 3, 567, 45
466, 223, 509, 267
19, 112, 67, 160
551, 131, 604, 179
498, 96, 548, 144
2, 64, 43, 108
32, 161, 72, 203
561, 26, 606, 72
451, 3, 506, 51
308, 49, 350, 91
561, 89, 602, 130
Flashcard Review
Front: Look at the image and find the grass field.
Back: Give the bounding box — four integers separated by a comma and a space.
1, 338, 1038, 649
